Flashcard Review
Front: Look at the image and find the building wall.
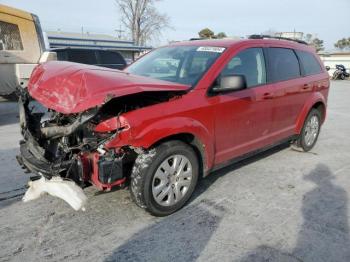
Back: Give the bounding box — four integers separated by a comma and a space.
319, 54, 350, 76
46, 31, 152, 61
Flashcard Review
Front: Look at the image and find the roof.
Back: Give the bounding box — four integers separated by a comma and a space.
46, 31, 152, 52
50, 47, 123, 52
170, 38, 314, 51
46, 31, 134, 44
0, 4, 34, 21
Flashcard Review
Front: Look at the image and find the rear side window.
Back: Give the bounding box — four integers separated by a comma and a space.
98, 51, 125, 65
0, 21, 23, 51
68, 50, 97, 64
296, 50, 322, 76
268, 48, 300, 82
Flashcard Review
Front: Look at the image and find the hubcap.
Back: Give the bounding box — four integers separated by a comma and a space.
152, 154, 193, 207
304, 115, 320, 147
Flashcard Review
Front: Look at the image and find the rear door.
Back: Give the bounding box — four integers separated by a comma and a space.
296, 49, 326, 93
211, 47, 276, 165
266, 47, 305, 140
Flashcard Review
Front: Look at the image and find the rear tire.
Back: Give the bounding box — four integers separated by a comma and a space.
130, 140, 199, 216
295, 108, 322, 152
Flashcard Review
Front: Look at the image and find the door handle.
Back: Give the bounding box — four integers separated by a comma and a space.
302, 84, 311, 90
262, 92, 274, 100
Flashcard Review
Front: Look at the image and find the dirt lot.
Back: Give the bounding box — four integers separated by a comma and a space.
1, 81, 350, 262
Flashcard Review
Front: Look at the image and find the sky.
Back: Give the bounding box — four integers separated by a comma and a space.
1, 0, 350, 50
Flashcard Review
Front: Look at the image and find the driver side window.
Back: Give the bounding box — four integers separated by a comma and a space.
221, 48, 266, 88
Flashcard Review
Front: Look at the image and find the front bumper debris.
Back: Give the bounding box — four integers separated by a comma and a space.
17, 141, 74, 178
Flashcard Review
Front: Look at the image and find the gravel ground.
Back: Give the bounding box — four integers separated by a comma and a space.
0, 81, 350, 262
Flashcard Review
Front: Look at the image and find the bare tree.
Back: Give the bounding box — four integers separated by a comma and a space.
115, 0, 170, 46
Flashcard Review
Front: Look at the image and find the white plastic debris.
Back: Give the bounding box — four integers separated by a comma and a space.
22, 176, 87, 211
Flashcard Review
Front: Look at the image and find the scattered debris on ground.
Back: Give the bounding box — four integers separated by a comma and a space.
22, 176, 87, 211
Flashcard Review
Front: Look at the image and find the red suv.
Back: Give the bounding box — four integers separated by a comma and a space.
17, 36, 329, 216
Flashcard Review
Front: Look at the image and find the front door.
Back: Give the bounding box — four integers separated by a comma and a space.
210, 47, 275, 165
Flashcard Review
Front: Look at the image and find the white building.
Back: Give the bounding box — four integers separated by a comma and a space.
46, 31, 152, 60
319, 52, 350, 76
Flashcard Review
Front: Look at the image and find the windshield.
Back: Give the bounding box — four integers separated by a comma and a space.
125, 46, 225, 87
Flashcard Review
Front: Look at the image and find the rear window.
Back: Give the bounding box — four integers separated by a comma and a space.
0, 21, 23, 51
98, 51, 125, 65
55, 50, 68, 61
268, 48, 300, 82
296, 50, 322, 76
68, 50, 97, 64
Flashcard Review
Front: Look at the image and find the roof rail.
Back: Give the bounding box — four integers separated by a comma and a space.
248, 34, 308, 45
189, 38, 205, 41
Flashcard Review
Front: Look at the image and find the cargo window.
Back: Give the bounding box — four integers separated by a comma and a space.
98, 51, 125, 65
296, 50, 322, 76
0, 21, 24, 51
267, 48, 301, 82
221, 48, 266, 88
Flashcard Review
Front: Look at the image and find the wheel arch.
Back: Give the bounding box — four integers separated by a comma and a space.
151, 133, 208, 178
313, 101, 326, 123
295, 94, 327, 134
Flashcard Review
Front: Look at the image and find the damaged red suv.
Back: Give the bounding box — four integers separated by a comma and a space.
17, 36, 330, 216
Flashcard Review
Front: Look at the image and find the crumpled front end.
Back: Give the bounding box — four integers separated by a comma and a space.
16, 86, 183, 190
16, 89, 128, 190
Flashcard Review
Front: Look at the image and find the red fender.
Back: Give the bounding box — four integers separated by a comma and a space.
104, 117, 215, 172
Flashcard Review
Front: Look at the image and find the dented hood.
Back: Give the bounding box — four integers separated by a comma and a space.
28, 61, 190, 114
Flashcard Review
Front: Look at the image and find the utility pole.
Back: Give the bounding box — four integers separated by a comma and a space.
115, 25, 125, 39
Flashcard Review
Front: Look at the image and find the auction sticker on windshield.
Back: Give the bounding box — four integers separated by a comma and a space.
197, 46, 226, 53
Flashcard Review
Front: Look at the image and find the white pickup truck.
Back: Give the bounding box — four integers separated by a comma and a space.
0, 4, 56, 97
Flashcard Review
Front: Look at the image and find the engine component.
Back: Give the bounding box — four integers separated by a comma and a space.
98, 155, 123, 184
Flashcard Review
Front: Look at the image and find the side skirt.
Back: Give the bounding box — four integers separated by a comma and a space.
206, 135, 298, 176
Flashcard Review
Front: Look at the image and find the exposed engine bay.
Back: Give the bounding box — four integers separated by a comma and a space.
17, 89, 183, 190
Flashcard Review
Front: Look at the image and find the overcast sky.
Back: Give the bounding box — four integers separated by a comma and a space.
2, 0, 350, 50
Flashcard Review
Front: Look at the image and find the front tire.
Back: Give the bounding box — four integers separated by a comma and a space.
130, 140, 199, 216
295, 108, 322, 152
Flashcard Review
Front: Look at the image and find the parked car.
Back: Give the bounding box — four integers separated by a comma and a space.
17, 36, 330, 216
53, 48, 127, 70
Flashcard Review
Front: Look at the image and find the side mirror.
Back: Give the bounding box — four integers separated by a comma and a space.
212, 75, 247, 93
325, 66, 330, 71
